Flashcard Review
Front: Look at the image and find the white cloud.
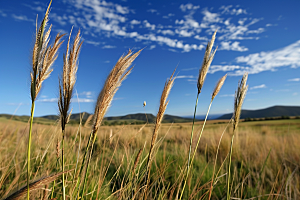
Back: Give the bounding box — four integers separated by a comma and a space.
11, 14, 33, 22
209, 65, 241, 74
176, 75, 195, 79
220, 41, 248, 51
160, 30, 174, 35
102, 45, 116, 49
194, 35, 208, 40
179, 3, 200, 12
143, 20, 155, 30
182, 67, 197, 71
79, 91, 93, 98
85, 40, 101, 46
288, 78, 300, 82
147, 9, 158, 14
116, 5, 129, 14
30, 1, 265, 53
0, 10, 7, 17
220, 5, 247, 15
130, 19, 141, 25
149, 45, 156, 50
202, 9, 222, 23
71, 98, 95, 103
293, 92, 298, 96
38, 98, 58, 103
235, 40, 300, 74
220, 94, 235, 97
23, 4, 44, 12
211, 40, 300, 75
250, 84, 266, 90
175, 29, 194, 37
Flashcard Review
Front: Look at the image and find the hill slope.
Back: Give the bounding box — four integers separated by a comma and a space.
218, 105, 300, 119
0, 112, 197, 124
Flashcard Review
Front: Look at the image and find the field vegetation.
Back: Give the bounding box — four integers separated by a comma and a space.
0, 1, 299, 199
0, 117, 300, 199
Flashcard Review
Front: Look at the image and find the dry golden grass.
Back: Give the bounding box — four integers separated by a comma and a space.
1, 118, 299, 199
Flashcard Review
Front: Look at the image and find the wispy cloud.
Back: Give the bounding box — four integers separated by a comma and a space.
250, 84, 266, 90
85, 40, 101, 46
179, 3, 200, 12
209, 65, 241, 74
149, 45, 156, 50
220, 5, 247, 15
0, 10, 7, 17
38, 98, 58, 103
210, 40, 300, 75
182, 67, 197, 71
72, 98, 95, 103
102, 45, 116, 49
176, 75, 195, 79
38, 97, 95, 103
11, 14, 34, 22
79, 91, 93, 98
288, 78, 300, 82
220, 94, 235, 97
147, 9, 158, 14
14, 1, 267, 53
219, 41, 248, 52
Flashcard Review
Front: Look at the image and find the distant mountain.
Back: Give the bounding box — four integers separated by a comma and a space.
40, 112, 91, 121
0, 112, 198, 124
218, 105, 300, 119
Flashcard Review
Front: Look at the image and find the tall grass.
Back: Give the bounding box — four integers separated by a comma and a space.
1, 2, 299, 200
27, 0, 64, 199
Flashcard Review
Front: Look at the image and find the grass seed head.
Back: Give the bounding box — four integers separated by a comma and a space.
233, 72, 248, 131
31, 0, 65, 101
212, 74, 227, 100
58, 28, 83, 130
92, 49, 142, 134
197, 30, 217, 94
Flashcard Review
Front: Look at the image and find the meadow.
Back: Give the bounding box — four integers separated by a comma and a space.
1, 1, 299, 199
0, 117, 299, 199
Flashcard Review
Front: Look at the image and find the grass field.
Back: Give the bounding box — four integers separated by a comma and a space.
1, 117, 299, 199
1, 2, 299, 199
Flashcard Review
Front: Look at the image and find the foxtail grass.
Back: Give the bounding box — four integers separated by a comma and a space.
180, 30, 217, 199
58, 27, 82, 200
72, 49, 141, 198
144, 69, 176, 197
27, 0, 64, 199
227, 72, 248, 200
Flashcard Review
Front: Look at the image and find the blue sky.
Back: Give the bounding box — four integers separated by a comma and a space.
0, 0, 299, 117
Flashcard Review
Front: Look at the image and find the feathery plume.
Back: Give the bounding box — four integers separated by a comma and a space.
75, 49, 142, 198
227, 72, 248, 200
27, 1, 64, 199
212, 74, 227, 100
197, 30, 217, 94
92, 49, 141, 135
145, 69, 176, 193
58, 28, 82, 200
233, 73, 248, 130
58, 28, 83, 131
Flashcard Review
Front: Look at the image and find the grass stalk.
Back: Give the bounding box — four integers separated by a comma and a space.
179, 30, 218, 199
144, 69, 176, 198
227, 73, 248, 200
27, 101, 35, 200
